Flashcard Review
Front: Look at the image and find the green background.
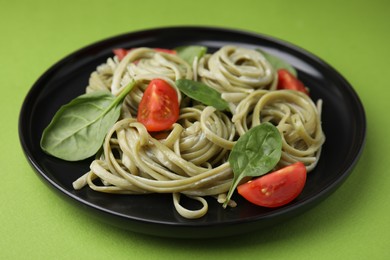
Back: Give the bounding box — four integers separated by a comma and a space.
2, 0, 389, 259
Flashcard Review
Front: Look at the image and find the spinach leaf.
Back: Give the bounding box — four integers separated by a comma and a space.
223, 122, 282, 207
256, 48, 297, 76
40, 81, 136, 161
175, 45, 207, 65
176, 79, 230, 111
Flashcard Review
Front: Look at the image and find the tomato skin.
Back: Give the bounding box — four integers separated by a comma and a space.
113, 48, 129, 60
237, 162, 307, 208
137, 79, 179, 132
277, 69, 309, 95
113, 48, 176, 61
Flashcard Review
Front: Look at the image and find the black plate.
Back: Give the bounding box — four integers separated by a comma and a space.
19, 26, 366, 238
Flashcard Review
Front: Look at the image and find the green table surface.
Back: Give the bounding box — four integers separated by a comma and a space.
2, 0, 389, 259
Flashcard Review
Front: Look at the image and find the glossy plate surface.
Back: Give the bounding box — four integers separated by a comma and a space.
19, 27, 366, 238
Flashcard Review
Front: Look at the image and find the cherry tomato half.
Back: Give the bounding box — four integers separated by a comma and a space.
237, 162, 307, 208
137, 79, 179, 132
113, 48, 176, 61
112, 48, 128, 60
277, 69, 309, 95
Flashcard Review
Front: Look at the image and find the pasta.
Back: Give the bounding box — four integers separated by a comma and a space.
73, 45, 325, 219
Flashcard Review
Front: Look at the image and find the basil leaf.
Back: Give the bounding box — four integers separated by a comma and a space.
40, 81, 135, 161
224, 122, 282, 207
175, 45, 207, 65
256, 48, 297, 76
176, 79, 230, 111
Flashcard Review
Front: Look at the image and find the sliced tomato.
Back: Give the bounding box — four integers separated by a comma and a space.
237, 162, 307, 208
277, 69, 309, 95
113, 48, 176, 61
113, 48, 129, 60
152, 48, 177, 54
137, 79, 179, 132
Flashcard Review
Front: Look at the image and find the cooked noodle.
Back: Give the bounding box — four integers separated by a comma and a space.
233, 89, 325, 171
73, 46, 325, 219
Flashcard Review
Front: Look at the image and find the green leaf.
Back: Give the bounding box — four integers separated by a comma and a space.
224, 122, 282, 207
40, 81, 135, 161
176, 79, 230, 111
175, 45, 207, 65
256, 48, 297, 76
